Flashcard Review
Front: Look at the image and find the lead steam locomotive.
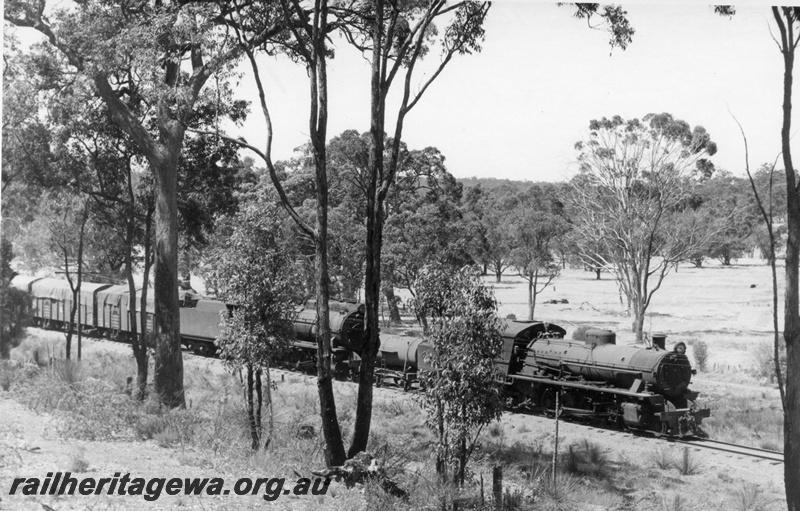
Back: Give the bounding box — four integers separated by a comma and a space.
11, 276, 710, 437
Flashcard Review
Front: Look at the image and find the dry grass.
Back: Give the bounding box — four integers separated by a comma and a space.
700, 390, 783, 450
730, 483, 778, 511
674, 447, 701, 476
3, 325, 787, 510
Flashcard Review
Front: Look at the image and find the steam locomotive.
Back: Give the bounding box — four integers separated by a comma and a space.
10, 276, 709, 437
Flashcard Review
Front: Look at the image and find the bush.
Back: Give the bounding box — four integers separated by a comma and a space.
0, 287, 30, 359
563, 439, 610, 478
572, 326, 591, 342
693, 340, 709, 372
731, 483, 777, 511
674, 447, 701, 475
752, 340, 786, 384
653, 446, 673, 470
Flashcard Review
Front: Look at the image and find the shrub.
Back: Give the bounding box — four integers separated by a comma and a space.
69, 449, 90, 473
563, 439, 610, 478
572, 326, 590, 342
731, 483, 776, 511
659, 493, 689, 511
51, 359, 86, 387
674, 447, 701, 475
653, 446, 673, 470
693, 340, 709, 372
751, 340, 786, 384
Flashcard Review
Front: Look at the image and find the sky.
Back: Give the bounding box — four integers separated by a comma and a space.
230, 2, 790, 183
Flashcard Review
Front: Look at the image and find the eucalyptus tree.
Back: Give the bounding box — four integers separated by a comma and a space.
715, 6, 800, 508
570, 114, 718, 342
414, 264, 504, 486
506, 187, 570, 320
382, 155, 471, 308
202, 0, 352, 466
693, 173, 758, 266
0, 237, 28, 359
207, 197, 302, 451
338, 1, 492, 457
3, 36, 246, 396
345, 1, 636, 457
4, 0, 285, 408
462, 185, 513, 282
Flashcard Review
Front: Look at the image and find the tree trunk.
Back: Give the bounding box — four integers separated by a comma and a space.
125, 167, 148, 401
527, 277, 534, 321
65, 300, 75, 360
255, 366, 263, 450
246, 364, 260, 450
349, 0, 385, 459
152, 153, 185, 409
75, 207, 86, 361
383, 287, 402, 324
264, 366, 274, 449
778, 9, 800, 508
458, 402, 467, 486
349, 166, 381, 460
92, 72, 187, 409
632, 304, 646, 343
595, 267, 601, 280
786, 341, 800, 511
138, 207, 154, 400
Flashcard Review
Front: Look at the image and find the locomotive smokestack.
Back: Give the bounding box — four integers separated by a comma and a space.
652, 333, 667, 350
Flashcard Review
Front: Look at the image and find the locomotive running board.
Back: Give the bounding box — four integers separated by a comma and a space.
508, 374, 660, 401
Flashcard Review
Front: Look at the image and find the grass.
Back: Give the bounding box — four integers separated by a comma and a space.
700, 390, 783, 450
2, 330, 788, 511
658, 493, 691, 511
654, 446, 674, 470
563, 439, 611, 479
674, 447, 701, 476
731, 483, 777, 511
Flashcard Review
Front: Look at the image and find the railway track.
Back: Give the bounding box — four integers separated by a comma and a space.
674, 437, 784, 464
46, 330, 787, 466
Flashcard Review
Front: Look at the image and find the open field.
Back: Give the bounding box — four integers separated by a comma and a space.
453, 259, 780, 376
0, 260, 789, 510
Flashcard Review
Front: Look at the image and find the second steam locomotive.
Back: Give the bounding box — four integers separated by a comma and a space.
11, 276, 710, 437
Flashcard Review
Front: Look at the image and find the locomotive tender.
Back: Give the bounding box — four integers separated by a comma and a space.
11, 276, 709, 437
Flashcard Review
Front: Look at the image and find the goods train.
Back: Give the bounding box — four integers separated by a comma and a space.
10, 276, 710, 437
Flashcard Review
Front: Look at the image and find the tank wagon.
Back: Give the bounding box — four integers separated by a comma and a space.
11, 276, 708, 437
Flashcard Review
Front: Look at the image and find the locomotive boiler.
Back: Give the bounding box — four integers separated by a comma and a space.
503, 327, 709, 436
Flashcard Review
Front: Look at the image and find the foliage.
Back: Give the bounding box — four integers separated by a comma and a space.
0, 237, 28, 359
689, 172, 762, 265
415, 265, 505, 486
206, 195, 301, 450
462, 184, 514, 281
383, 157, 472, 297
673, 446, 701, 475
3, 0, 283, 408
731, 483, 778, 511
752, 339, 787, 385
692, 340, 709, 372
505, 186, 570, 319
569, 113, 719, 341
